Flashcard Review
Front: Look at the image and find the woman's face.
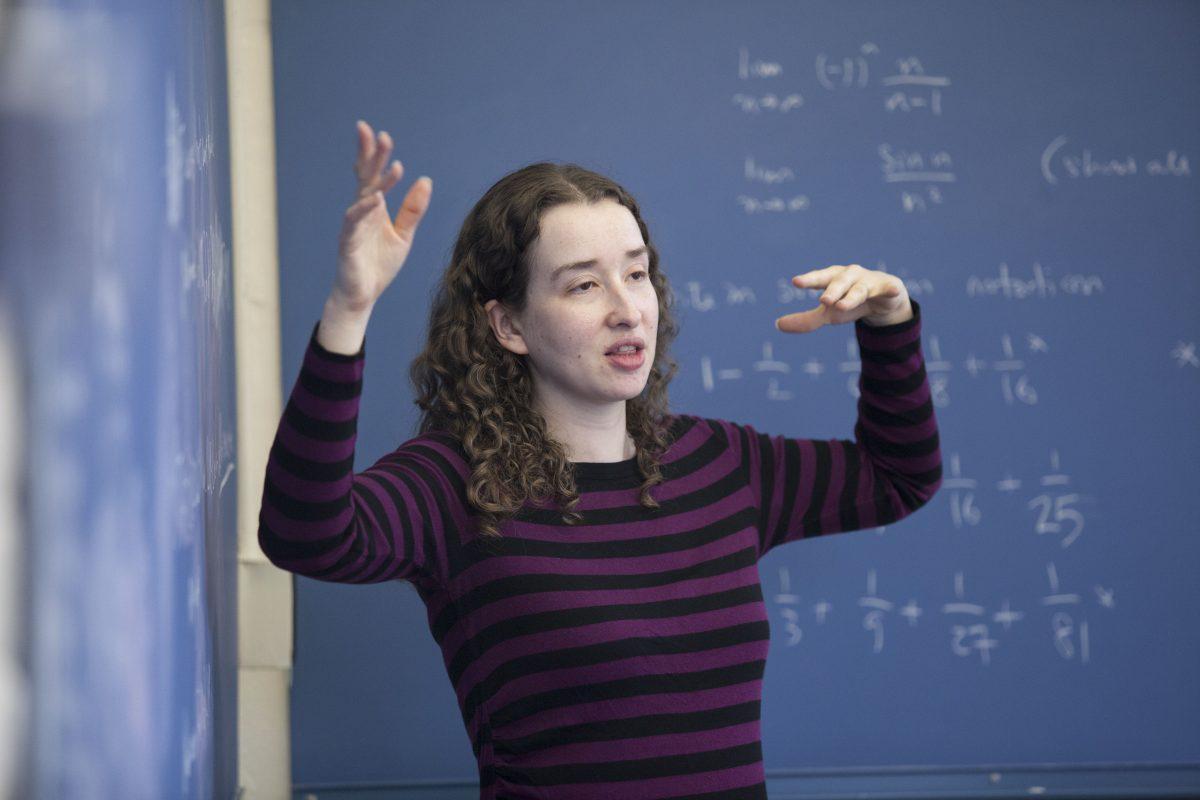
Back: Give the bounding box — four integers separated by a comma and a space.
486, 198, 659, 416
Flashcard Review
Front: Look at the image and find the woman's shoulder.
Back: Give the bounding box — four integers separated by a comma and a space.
665, 412, 800, 460
662, 412, 742, 452
375, 428, 472, 478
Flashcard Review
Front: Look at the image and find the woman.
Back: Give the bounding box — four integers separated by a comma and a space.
259, 120, 941, 799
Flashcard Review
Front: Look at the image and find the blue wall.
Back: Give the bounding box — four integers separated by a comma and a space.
271, 1, 1199, 797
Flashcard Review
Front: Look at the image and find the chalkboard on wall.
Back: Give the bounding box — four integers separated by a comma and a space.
272, 1, 1199, 796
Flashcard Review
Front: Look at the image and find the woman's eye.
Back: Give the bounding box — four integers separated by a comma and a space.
571, 271, 646, 293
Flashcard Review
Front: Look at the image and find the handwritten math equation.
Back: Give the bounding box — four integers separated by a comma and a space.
697, 326, 1045, 409
940, 449, 1098, 547
768, 563, 1114, 666
735, 42, 948, 117
734, 43, 954, 214
686, 272, 1047, 408
732, 44, 1191, 216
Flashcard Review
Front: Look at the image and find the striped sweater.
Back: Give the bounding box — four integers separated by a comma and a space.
259, 298, 941, 799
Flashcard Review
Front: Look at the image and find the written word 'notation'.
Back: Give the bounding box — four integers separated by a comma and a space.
770, 565, 1112, 665
966, 262, 1105, 300
1041, 135, 1191, 185
942, 449, 1094, 550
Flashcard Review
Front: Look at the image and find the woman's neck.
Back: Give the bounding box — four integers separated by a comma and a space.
536, 401, 634, 463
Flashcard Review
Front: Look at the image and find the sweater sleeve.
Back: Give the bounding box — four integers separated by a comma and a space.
734, 298, 942, 559
256, 321, 450, 587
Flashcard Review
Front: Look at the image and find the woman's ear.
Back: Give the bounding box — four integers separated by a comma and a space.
483, 300, 530, 355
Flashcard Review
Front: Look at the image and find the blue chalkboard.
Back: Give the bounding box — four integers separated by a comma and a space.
0, 1, 236, 797
272, 1, 1200, 797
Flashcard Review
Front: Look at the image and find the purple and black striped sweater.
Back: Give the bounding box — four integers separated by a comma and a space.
259, 298, 941, 799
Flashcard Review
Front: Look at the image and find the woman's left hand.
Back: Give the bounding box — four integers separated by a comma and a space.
775, 264, 912, 333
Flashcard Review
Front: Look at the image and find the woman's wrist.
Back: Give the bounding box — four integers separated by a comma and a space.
318, 295, 373, 355
862, 299, 914, 327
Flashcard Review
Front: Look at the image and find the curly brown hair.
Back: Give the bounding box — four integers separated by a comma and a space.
408, 162, 681, 540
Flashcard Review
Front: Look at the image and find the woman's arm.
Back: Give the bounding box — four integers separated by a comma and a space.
256, 120, 439, 582
720, 265, 943, 557
741, 298, 942, 558
257, 319, 457, 586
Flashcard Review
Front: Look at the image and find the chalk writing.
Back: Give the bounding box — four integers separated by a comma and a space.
766, 564, 1111, 665
744, 156, 795, 184
814, 42, 880, 90
1171, 341, 1198, 368
738, 46, 783, 79
966, 262, 1105, 299
882, 56, 949, 116
1041, 135, 1192, 185
1027, 449, 1088, 549
732, 92, 804, 114
735, 194, 811, 213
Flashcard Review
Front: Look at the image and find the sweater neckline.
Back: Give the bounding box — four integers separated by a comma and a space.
570, 454, 640, 485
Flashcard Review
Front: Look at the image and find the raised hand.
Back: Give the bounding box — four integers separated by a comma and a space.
331, 120, 433, 313
775, 264, 911, 333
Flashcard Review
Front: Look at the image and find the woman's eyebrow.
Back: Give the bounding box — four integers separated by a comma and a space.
550, 247, 649, 282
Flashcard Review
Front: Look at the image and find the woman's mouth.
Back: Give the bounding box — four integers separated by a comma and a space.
605, 347, 645, 371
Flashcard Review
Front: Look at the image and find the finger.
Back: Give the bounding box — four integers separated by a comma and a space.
367, 130, 394, 185
356, 159, 402, 202
819, 277, 853, 306
819, 272, 860, 306
775, 304, 829, 334
817, 265, 867, 306
831, 280, 871, 310
392, 177, 433, 241
376, 160, 404, 195
355, 120, 376, 181
791, 265, 846, 290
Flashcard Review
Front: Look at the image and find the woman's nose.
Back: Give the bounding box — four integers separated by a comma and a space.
607, 284, 641, 325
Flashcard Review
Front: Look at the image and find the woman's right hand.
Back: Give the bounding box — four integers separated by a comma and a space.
331, 120, 433, 313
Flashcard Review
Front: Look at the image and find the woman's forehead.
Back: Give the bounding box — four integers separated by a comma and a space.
532, 200, 645, 265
